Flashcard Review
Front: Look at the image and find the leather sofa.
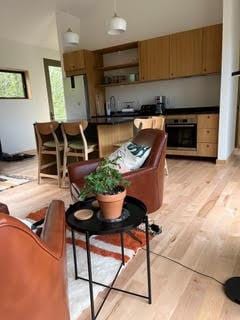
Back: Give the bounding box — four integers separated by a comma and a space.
68, 129, 167, 213
0, 201, 70, 320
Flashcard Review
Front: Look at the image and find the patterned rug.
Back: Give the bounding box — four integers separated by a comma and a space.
26, 208, 149, 320
0, 175, 32, 192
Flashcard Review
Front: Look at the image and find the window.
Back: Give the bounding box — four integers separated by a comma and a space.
0, 70, 29, 99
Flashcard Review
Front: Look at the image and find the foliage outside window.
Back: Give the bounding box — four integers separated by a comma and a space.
48, 66, 66, 120
0, 70, 29, 99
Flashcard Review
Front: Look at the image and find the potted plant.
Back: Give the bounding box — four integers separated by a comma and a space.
80, 157, 130, 220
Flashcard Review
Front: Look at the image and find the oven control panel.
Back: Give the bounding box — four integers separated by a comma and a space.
166, 118, 197, 125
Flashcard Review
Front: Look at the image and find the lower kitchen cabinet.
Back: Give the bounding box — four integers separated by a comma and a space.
166, 113, 219, 158
197, 143, 217, 157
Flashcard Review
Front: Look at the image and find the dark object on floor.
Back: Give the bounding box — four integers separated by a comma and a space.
225, 277, 240, 304
0, 153, 35, 162
150, 223, 162, 235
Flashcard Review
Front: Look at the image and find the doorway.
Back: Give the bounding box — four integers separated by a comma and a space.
44, 59, 66, 121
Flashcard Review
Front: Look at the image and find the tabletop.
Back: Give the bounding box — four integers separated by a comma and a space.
66, 196, 147, 236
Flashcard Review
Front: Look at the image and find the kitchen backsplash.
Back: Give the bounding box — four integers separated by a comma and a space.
105, 74, 221, 111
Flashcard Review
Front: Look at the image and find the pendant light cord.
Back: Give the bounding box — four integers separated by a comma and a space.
113, 0, 117, 15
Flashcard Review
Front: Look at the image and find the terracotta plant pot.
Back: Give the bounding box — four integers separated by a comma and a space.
96, 188, 126, 220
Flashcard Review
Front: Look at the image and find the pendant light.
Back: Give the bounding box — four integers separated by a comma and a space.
63, 28, 79, 46
108, 0, 127, 35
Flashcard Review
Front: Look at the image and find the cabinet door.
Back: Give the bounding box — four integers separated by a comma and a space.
198, 114, 219, 129
139, 36, 170, 81
202, 24, 222, 74
170, 29, 203, 78
63, 50, 85, 73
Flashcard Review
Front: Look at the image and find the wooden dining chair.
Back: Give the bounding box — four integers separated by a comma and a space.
61, 121, 97, 186
113, 118, 154, 148
151, 116, 168, 175
34, 122, 64, 187
134, 118, 154, 130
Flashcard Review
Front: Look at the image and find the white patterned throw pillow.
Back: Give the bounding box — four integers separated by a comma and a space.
108, 142, 151, 173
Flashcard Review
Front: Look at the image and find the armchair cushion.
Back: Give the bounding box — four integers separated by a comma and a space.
109, 141, 151, 173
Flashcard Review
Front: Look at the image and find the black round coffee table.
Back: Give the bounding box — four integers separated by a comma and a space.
66, 196, 152, 320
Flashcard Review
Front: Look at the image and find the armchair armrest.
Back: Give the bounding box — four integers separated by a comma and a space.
0, 202, 9, 215
68, 158, 99, 184
41, 200, 66, 259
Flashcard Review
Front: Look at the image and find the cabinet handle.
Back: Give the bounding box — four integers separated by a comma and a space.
207, 144, 209, 148
207, 116, 210, 119
207, 130, 210, 133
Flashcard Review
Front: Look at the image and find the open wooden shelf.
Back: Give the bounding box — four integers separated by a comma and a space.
96, 62, 139, 72
98, 80, 143, 87
94, 41, 138, 54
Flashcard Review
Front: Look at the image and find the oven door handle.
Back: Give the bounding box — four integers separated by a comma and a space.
166, 124, 196, 128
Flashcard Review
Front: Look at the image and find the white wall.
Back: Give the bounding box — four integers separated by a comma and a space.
106, 75, 221, 110
218, 0, 240, 160
0, 38, 59, 154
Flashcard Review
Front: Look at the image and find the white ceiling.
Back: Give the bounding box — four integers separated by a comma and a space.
0, 0, 223, 51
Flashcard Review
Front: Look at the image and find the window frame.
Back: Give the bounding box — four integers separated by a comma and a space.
0, 69, 30, 99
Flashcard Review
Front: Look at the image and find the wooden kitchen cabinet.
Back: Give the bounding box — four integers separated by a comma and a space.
139, 36, 170, 81
202, 24, 222, 74
197, 143, 217, 157
198, 114, 219, 129
197, 114, 219, 157
63, 50, 86, 75
170, 28, 203, 78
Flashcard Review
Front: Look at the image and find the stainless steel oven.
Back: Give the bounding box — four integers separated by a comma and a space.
166, 118, 197, 149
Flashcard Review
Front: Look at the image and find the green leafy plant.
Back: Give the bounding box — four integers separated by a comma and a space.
79, 157, 130, 200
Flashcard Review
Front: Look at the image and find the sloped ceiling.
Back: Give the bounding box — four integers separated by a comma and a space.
0, 0, 223, 50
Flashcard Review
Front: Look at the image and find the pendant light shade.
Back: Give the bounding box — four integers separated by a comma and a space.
63, 28, 79, 46
108, 0, 127, 35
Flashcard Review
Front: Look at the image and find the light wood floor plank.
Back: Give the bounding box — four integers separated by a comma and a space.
1, 153, 240, 319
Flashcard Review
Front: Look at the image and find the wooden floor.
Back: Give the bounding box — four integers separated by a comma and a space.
1, 154, 240, 319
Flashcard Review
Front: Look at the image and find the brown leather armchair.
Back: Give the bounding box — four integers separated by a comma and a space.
0, 201, 70, 320
68, 129, 167, 213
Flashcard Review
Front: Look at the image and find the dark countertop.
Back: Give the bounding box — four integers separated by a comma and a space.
93, 106, 219, 119
88, 117, 134, 125
165, 106, 219, 115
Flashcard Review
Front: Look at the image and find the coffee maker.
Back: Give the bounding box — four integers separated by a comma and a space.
155, 96, 166, 115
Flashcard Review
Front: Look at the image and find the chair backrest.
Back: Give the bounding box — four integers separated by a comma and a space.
152, 116, 165, 130
61, 121, 88, 136
132, 128, 167, 168
35, 121, 59, 135
34, 121, 60, 148
61, 121, 88, 150
134, 118, 153, 130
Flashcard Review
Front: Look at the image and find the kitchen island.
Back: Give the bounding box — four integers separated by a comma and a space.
88, 117, 134, 157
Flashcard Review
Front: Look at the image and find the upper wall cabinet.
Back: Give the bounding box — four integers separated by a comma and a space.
202, 24, 222, 74
170, 28, 203, 78
139, 36, 170, 81
63, 50, 86, 75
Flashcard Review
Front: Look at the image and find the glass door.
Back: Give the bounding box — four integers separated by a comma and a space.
44, 59, 66, 121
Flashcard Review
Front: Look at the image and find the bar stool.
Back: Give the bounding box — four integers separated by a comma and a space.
61, 121, 97, 186
152, 116, 168, 175
113, 118, 153, 148
34, 122, 63, 187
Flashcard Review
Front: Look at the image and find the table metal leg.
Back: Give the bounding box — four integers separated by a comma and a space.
145, 216, 152, 304
120, 232, 125, 265
71, 229, 78, 280
86, 232, 95, 320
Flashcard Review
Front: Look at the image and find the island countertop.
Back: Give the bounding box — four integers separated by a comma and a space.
88, 117, 134, 125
